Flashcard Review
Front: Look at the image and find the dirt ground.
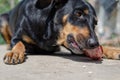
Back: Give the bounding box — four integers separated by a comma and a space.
0, 45, 120, 80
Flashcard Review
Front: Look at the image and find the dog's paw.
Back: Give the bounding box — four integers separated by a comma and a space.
4, 51, 25, 65
3, 41, 25, 65
102, 46, 120, 60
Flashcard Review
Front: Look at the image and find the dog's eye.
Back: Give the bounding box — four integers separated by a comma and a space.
74, 10, 82, 17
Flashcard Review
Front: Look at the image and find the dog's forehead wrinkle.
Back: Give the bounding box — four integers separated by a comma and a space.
73, 0, 88, 8
75, 4, 88, 9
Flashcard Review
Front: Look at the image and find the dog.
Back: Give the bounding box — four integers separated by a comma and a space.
0, 0, 120, 65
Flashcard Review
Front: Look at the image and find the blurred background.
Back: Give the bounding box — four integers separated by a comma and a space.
88, 0, 120, 46
0, 0, 20, 44
0, 0, 120, 47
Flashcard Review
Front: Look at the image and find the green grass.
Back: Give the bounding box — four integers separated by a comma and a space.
0, 0, 19, 44
0, 35, 5, 44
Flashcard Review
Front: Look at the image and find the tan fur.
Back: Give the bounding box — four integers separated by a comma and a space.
12, 41, 25, 53
84, 9, 89, 14
22, 35, 35, 44
102, 46, 120, 59
0, 21, 12, 49
63, 14, 68, 24
0, 21, 12, 44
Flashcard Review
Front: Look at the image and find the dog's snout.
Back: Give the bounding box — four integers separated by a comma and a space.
87, 38, 99, 48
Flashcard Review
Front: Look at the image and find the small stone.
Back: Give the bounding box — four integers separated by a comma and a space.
82, 65, 86, 68
88, 71, 93, 74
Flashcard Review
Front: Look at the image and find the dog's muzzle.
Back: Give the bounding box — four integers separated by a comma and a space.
67, 34, 103, 60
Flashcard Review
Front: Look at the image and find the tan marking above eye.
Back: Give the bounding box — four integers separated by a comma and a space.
84, 9, 89, 14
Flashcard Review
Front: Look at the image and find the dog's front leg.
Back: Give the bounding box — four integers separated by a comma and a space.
102, 46, 120, 60
3, 28, 26, 65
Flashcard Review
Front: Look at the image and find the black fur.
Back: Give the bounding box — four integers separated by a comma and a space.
0, 0, 98, 54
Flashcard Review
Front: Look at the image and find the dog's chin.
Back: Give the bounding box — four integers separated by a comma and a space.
67, 37, 103, 60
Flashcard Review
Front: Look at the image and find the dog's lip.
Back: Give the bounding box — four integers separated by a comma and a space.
67, 35, 83, 51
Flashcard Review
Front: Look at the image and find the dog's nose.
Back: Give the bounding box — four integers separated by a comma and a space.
87, 38, 99, 48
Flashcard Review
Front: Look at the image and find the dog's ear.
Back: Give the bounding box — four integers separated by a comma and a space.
54, 8, 65, 32
92, 9, 98, 25
86, 2, 98, 25
90, 6, 98, 25
89, 4, 98, 25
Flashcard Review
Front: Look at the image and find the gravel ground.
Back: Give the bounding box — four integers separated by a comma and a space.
0, 45, 120, 80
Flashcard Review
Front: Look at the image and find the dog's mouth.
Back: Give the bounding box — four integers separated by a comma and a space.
67, 34, 103, 60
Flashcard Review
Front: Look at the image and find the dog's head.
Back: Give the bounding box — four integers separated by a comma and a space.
54, 0, 102, 60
